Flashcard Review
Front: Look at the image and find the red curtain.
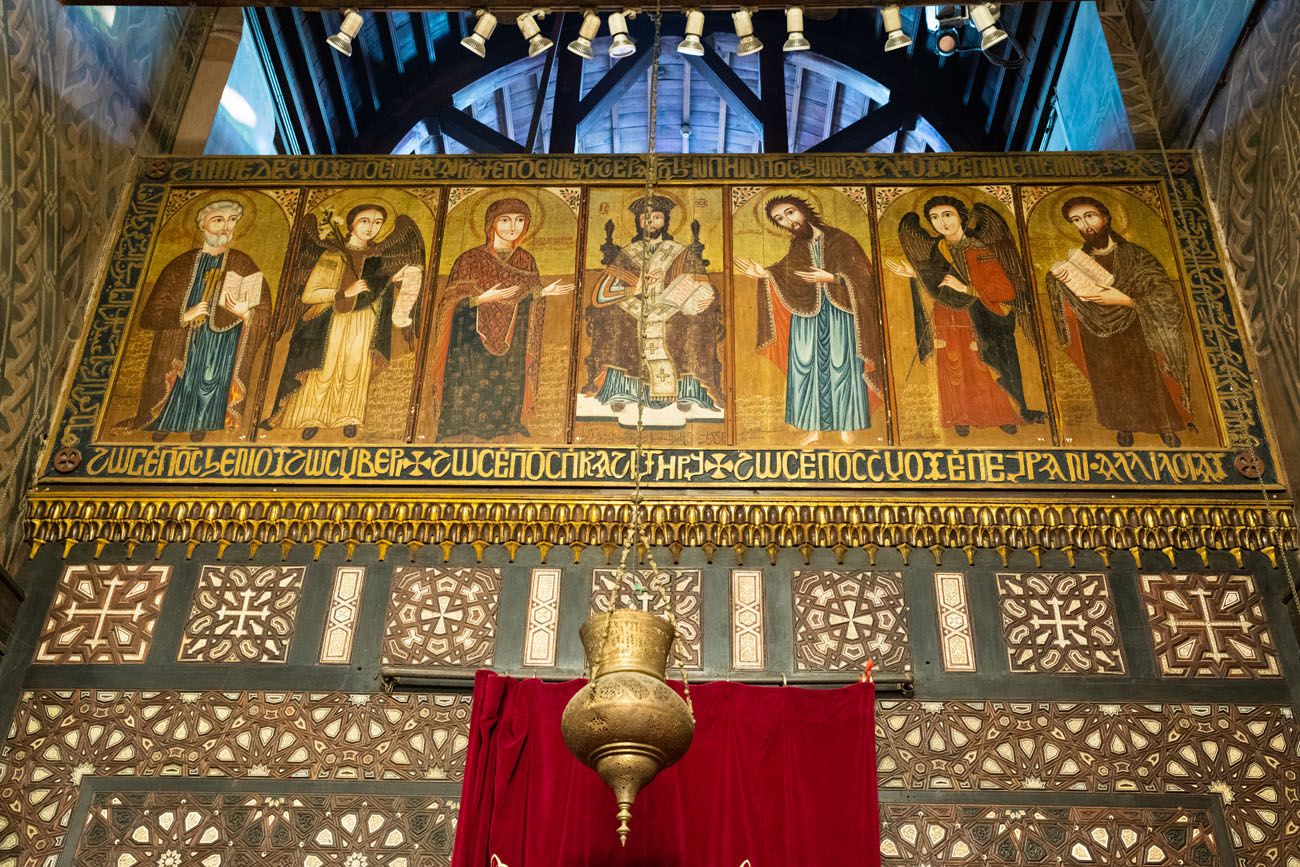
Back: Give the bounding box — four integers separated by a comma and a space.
451, 671, 880, 867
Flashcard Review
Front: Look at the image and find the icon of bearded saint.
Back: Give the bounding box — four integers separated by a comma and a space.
893, 196, 1046, 437
262, 203, 425, 440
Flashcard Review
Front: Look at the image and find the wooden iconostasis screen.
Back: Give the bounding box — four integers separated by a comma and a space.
42, 153, 1275, 493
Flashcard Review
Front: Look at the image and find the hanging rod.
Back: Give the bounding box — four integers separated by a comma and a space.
382, 665, 915, 694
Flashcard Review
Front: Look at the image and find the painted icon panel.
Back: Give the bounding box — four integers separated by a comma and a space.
731, 186, 889, 448
573, 187, 728, 447
416, 186, 580, 444
876, 185, 1052, 447
256, 187, 439, 445
1022, 184, 1220, 450
100, 188, 295, 444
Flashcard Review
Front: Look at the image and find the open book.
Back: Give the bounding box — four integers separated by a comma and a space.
391, 264, 424, 327
219, 271, 263, 309
1051, 249, 1114, 299
662, 273, 711, 311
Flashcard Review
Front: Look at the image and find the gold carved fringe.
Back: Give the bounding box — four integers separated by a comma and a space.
24, 491, 1297, 568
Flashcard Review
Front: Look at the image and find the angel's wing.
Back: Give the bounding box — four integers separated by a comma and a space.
898, 212, 941, 280
271, 221, 330, 343
375, 215, 427, 276
898, 212, 940, 362
967, 202, 1035, 337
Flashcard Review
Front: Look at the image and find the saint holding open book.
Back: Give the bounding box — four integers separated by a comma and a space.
1046, 195, 1192, 447
117, 198, 271, 442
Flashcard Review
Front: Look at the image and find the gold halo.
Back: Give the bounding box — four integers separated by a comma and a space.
1040, 187, 1132, 245
173, 191, 260, 246
453, 187, 553, 245
748, 187, 829, 239
310, 191, 411, 244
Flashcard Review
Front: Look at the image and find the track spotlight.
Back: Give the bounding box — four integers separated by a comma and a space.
326, 8, 364, 56
678, 8, 705, 56
517, 9, 553, 57
783, 7, 809, 52
567, 9, 601, 59
969, 3, 1008, 51
461, 9, 498, 58
608, 10, 637, 58
881, 4, 911, 52
732, 7, 763, 56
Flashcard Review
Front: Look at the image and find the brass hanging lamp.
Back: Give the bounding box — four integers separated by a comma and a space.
560, 3, 694, 845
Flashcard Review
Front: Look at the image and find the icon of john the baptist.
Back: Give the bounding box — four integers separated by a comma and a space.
431, 197, 574, 440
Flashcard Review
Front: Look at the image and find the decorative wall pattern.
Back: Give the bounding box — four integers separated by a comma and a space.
0, 690, 471, 864
6, 691, 1298, 867
591, 569, 703, 670
1139, 572, 1282, 678
522, 567, 562, 668
729, 569, 765, 671
177, 565, 305, 664
35, 564, 170, 664
792, 570, 909, 673
879, 803, 1218, 864
996, 572, 1125, 675
934, 572, 977, 673
320, 566, 365, 665
383, 567, 502, 669
0, 3, 213, 570
72, 791, 458, 867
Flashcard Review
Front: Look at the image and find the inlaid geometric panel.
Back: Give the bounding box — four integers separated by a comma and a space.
320, 566, 365, 664
791, 570, 909, 672
35, 564, 170, 664
384, 567, 502, 668
879, 804, 1218, 865
523, 568, 562, 667
73, 791, 458, 867
177, 565, 305, 663
730, 569, 766, 671
934, 572, 976, 672
996, 572, 1125, 674
1140, 572, 1282, 677
5, 690, 1300, 867
591, 569, 702, 670
0, 689, 472, 865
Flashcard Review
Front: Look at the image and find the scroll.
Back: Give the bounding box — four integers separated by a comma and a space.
391, 264, 424, 327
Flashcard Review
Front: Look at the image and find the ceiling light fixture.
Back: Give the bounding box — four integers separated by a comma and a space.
678, 8, 705, 56
517, 9, 553, 57
567, 8, 601, 59
460, 9, 498, 58
783, 7, 810, 52
732, 7, 762, 56
608, 9, 637, 58
881, 4, 911, 52
326, 8, 364, 56
969, 3, 1008, 51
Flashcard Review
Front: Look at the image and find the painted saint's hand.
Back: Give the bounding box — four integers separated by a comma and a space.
734, 257, 769, 280
224, 298, 253, 320
685, 284, 715, 314
795, 268, 836, 284
540, 279, 575, 297
345, 279, 370, 298
182, 302, 209, 324
478, 283, 523, 304
939, 274, 970, 294
1085, 287, 1135, 308
885, 258, 916, 279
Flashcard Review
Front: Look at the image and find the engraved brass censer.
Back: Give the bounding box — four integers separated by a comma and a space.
561, 608, 695, 845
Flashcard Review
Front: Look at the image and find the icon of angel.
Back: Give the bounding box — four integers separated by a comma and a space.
886, 195, 1045, 436
261, 201, 426, 440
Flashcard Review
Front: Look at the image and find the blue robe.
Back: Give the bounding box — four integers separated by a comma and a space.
786, 292, 870, 431
150, 253, 245, 433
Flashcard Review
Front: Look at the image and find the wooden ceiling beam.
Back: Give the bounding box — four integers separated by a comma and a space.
805, 100, 906, 152
680, 42, 761, 128
433, 104, 529, 152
